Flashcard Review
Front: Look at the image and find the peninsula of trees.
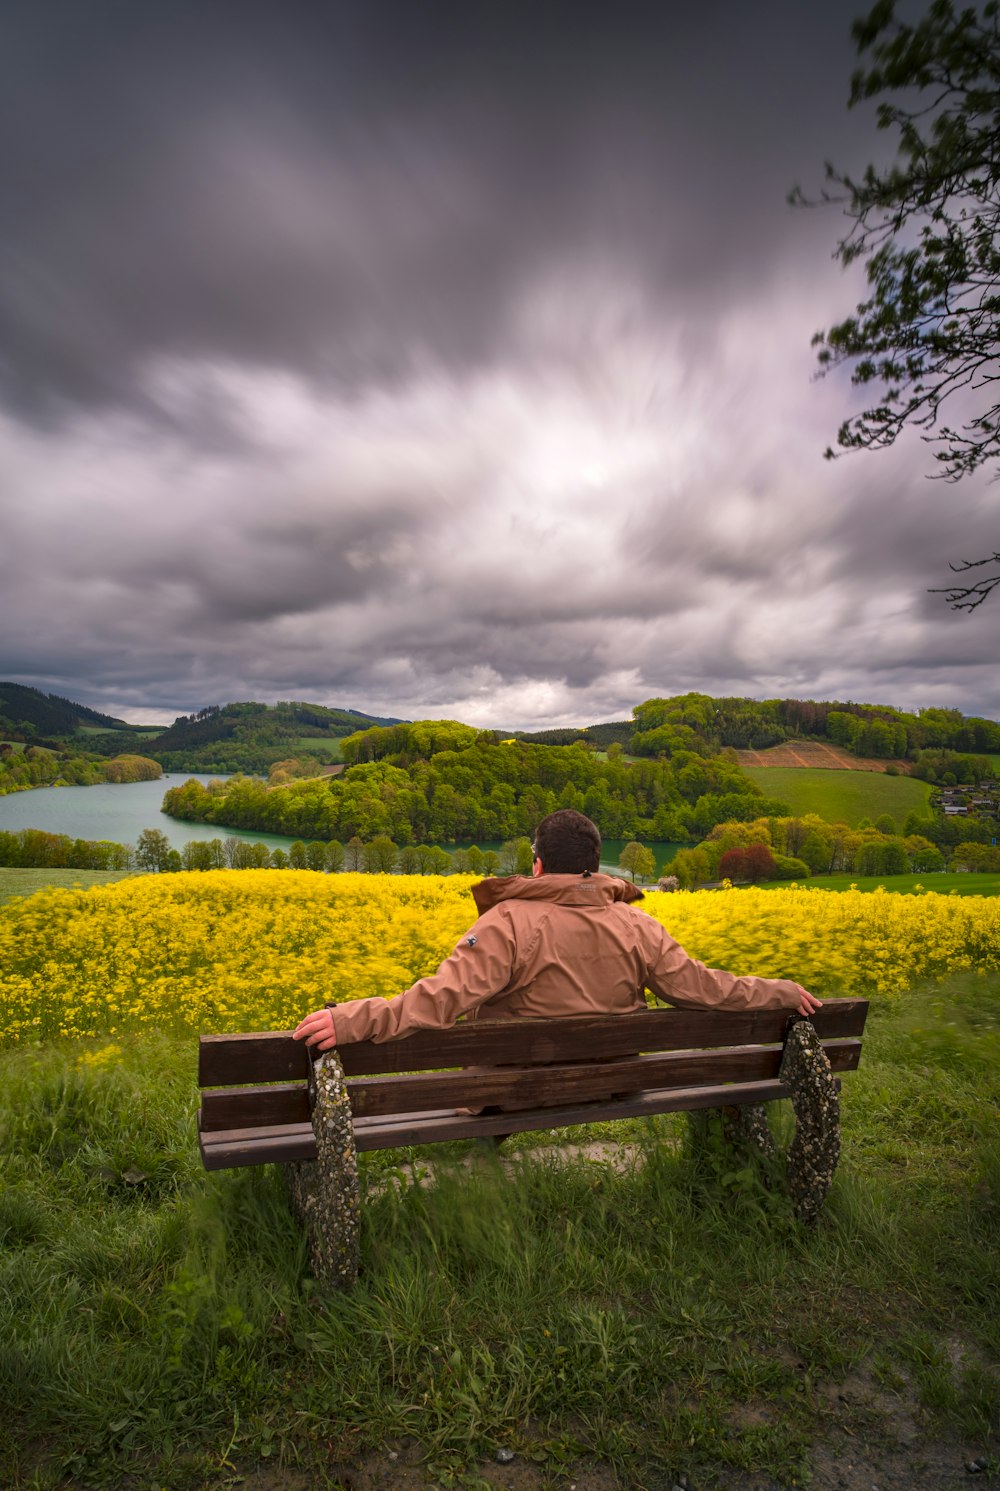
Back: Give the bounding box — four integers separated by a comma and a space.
162, 713, 789, 845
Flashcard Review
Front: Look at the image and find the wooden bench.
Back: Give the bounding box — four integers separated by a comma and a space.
198, 999, 869, 1283
199, 999, 868, 1165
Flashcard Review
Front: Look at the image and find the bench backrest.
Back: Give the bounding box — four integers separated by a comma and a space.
199, 999, 869, 1154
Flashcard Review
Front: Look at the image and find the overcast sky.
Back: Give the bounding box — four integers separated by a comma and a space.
1, 0, 996, 731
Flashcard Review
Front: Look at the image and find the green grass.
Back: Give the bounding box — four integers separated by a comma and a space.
742, 766, 933, 826
288, 736, 341, 759
1, 978, 998, 1489
0, 868, 135, 906
758, 870, 1000, 896
73, 725, 163, 736
0, 740, 25, 753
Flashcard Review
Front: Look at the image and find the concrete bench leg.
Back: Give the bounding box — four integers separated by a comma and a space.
779, 1016, 841, 1226
685, 1018, 842, 1226
282, 1051, 361, 1289
685, 1103, 776, 1175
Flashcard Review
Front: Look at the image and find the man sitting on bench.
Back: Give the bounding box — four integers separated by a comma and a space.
293, 809, 821, 1055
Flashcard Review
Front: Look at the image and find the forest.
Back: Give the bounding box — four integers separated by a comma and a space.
163, 719, 790, 845
627, 692, 1000, 758
0, 745, 161, 794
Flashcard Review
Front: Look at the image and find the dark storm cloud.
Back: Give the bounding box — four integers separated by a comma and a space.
0, 0, 863, 416
2, 0, 998, 729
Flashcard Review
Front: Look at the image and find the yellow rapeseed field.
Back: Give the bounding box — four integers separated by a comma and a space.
1, 871, 998, 1044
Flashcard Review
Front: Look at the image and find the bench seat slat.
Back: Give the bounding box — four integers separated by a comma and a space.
200, 1121, 316, 1170
200, 1077, 841, 1167
356, 1076, 840, 1149
198, 1000, 869, 1086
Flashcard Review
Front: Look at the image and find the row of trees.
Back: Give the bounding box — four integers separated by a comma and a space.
629, 693, 1000, 761
664, 810, 998, 888
0, 826, 538, 878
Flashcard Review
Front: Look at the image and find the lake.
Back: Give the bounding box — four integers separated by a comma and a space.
0, 776, 299, 852
0, 779, 685, 874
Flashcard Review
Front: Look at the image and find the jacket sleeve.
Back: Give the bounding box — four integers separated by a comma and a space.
329, 907, 517, 1044
642, 922, 804, 1012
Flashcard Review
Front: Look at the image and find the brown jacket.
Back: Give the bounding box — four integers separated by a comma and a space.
328, 872, 805, 1045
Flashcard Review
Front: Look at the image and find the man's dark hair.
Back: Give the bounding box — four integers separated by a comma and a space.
532, 809, 601, 874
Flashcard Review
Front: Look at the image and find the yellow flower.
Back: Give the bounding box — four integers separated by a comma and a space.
2, 870, 999, 1045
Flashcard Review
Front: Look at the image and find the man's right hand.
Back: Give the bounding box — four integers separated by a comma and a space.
292, 1008, 338, 1050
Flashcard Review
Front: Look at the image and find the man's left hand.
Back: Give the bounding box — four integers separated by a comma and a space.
292, 1008, 338, 1050
794, 986, 823, 1017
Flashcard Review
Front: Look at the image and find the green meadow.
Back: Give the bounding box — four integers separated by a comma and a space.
758, 871, 1000, 897
0, 868, 135, 906
1, 978, 997, 1489
742, 766, 934, 826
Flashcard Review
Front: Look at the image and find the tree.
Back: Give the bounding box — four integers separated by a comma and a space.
135, 827, 172, 873
181, 839, 214, 871
744, 842, 778, 882
363, 835, 398, 874
225, 836, 255, 869
668, 846, 711, 890
618, 840, 656, 883
500, 837, 533, 874
718, 846, 749, 882
795, 0, 1000, 606
799, 830, 833, 875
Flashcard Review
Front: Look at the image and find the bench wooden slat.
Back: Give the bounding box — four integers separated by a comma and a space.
342, 1038, 863, 1117
200, 1121, 315, 1170
198, 1000, 869, 1086
200, 1083, 311, 1132
201, 1076, 835, 1167
197, 1037, 862, 1129
352, 1079, 813, 1150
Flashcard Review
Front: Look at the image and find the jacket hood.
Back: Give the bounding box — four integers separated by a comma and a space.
472, 872, 645, 916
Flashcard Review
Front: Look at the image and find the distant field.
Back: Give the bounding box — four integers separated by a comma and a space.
0, 868, 135, 906
75, 725, 163, 737
742, 765, 933, 826
289, 736, 340, 758
0, 740, 25, 753
756, 870, 1000, 897
736, 740, 907, 772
